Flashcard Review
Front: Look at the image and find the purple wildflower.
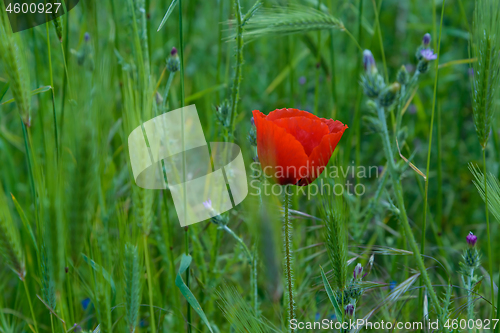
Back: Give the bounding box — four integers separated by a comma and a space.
353, 263, 363, 280
422, 33, 431, 47
466, 232, 477, 247
420, 49, 437, 61
84, 32, 90, 42
203, 199, 212, 210
363, 50, 377, 74
171, 47, 178, 57
298, 76, 306, 85
345, 304, 354, 316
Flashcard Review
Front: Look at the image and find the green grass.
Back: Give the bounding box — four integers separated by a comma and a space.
0, 0, 499, 332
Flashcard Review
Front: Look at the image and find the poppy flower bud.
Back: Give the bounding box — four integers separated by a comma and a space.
396, 65, 409, 85
363, 50, 377, 75
353, 263, 363, 280
378, 82, 400, 107
422, 33, 431, 48
466, 232, 477, 247
167, 47, 180, 72
345, 304, 355, 317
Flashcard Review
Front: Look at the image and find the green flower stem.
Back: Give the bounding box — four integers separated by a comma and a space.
143, 235, 156, 333
467, 267, 474, 333
229, 0, 244, 136
483, 148, 495, 319
178, 0, 191, 330
161, 71, 175, 111
23, 279, 39, 333
283, 185, 295, 332
220, 224, 258, 312
376, 104, 442, 317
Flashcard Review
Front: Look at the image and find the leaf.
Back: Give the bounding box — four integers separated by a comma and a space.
319, 265, 343, 322
10, 193, 38, 252
81, 253, 116, 302
0, 82, 9, 103
175, 254, 213, 333
1, 85, 51, 105
157, 0, 178, 32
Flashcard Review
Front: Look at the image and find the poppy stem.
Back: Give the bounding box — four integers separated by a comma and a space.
283, 185, 295, 332
375, 104, 443, 319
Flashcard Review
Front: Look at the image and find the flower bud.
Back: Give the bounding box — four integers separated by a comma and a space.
84, 32, 90, 42
378, 82, 400, 107
422, 33, 431, 47
170, 46, 178, 56
167, 47, 180, 72
353, 263, 363, 280
345, 304, 355, 317
250, 117, 255, 126
396, 65, 409, 85
466, 232, 477, 247
363, 50, 377, 75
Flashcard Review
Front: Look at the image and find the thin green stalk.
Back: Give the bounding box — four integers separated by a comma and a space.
376, 104, 442, 318
45, 22, 59, 160
313, 0, 321, 114
483, 148, 495, 319
178, 0, 191, 331
283, 185, 295, 332
23, 279, 39, 333
229, 0, 244, 135
467, 267, 474, 333
419, 0, 445, 310
371, 0, 387, 82
143, 235, 156, 333
161, 72, 175, 111
437, 103, 443, 231
216, 0, 224, 104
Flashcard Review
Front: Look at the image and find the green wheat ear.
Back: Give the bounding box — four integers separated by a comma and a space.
231, 4, 343, 41
0, 181, 25, 281
217, 284, 280, 333
124, 243, 142, 333
470, 0, 500, 149
0, 1, 31, 125
320, 177, 348, 292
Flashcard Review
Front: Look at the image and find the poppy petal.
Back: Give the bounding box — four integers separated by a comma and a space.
266, 108, 319, 122
299, 124, 348, 185
272, 116, 330, 156
321, 119, 348, 134
252, 110, 309, 185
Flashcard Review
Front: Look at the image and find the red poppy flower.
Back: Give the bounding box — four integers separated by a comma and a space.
252, 108, 347, 186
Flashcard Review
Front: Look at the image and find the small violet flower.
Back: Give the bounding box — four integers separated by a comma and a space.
422, 33, 431, 47
353, 263, 363, 280
466, 232, 477, 247
420, 49, 437, 61
363, 49, 377, 75
203, 199, 212, 210
345, 304, 355, 317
